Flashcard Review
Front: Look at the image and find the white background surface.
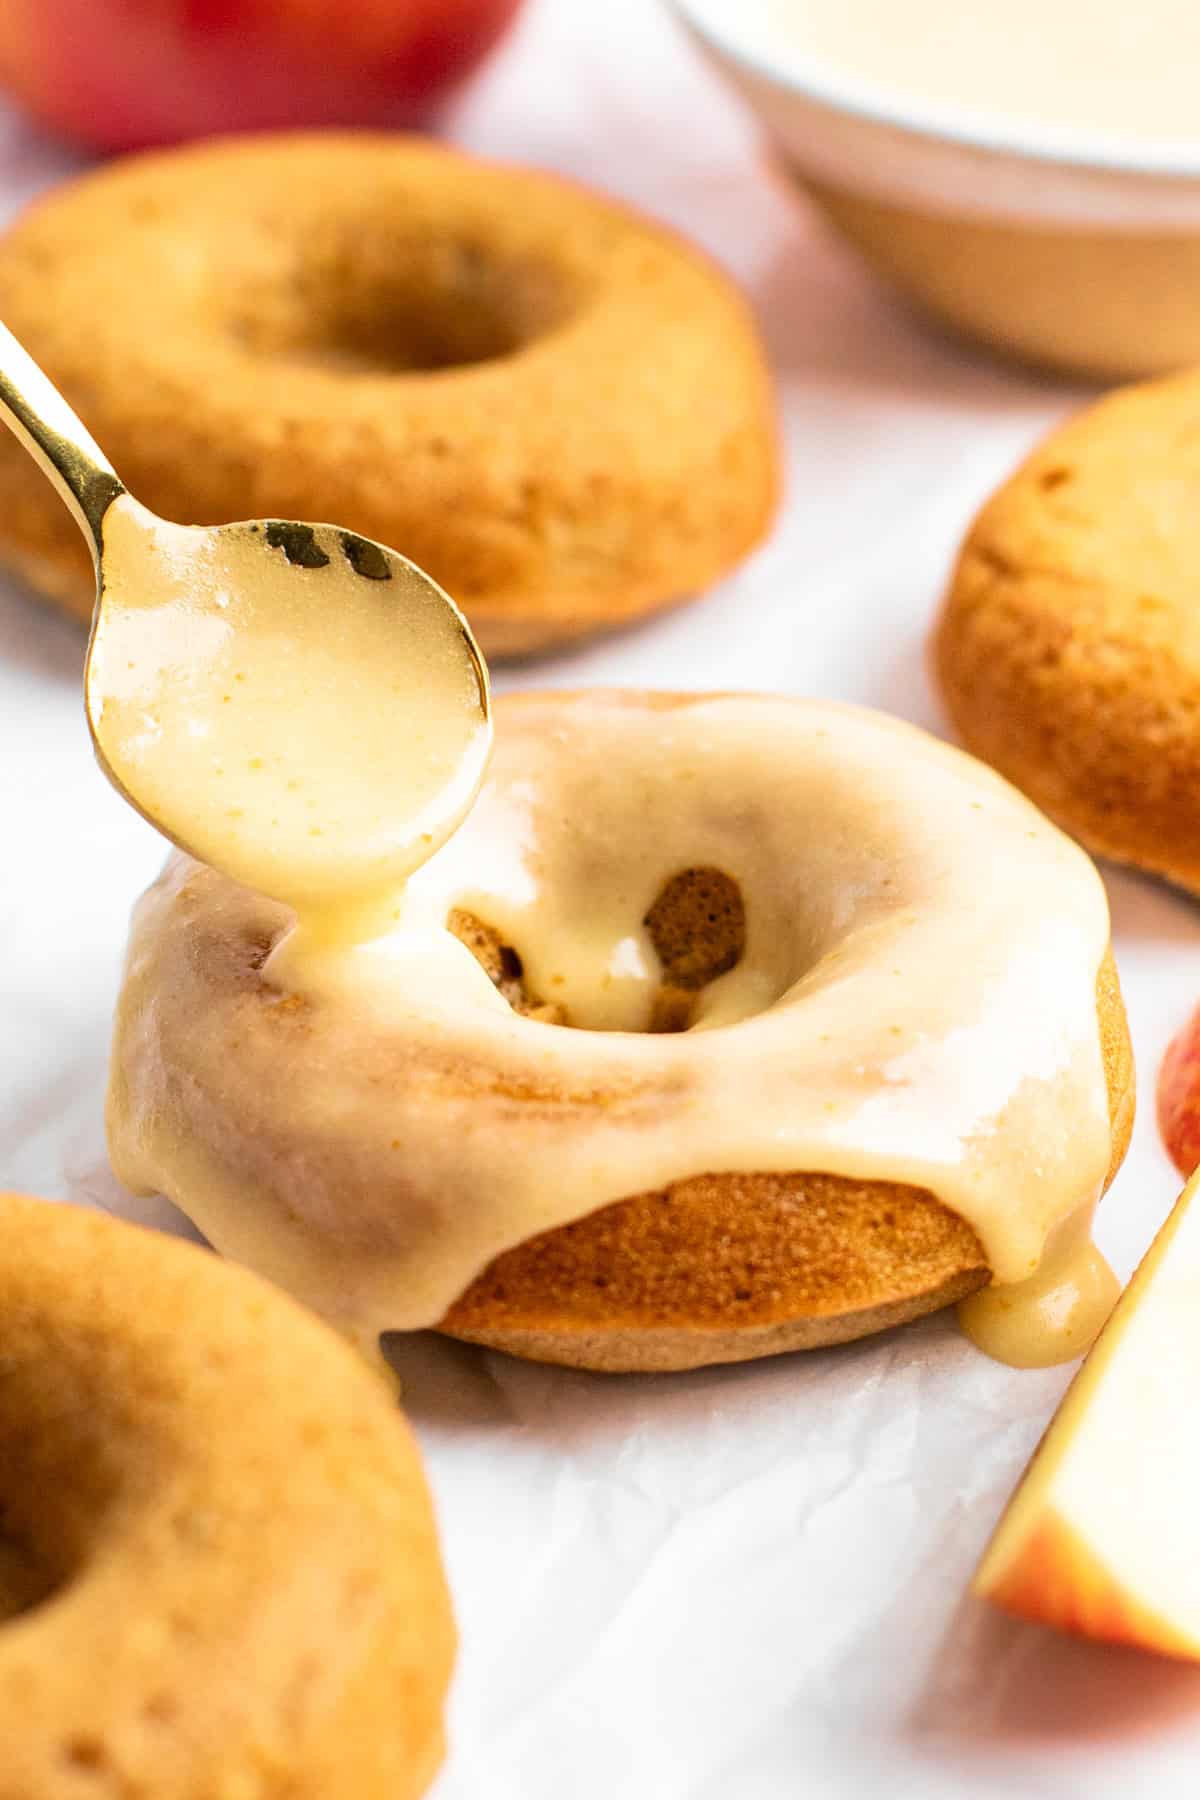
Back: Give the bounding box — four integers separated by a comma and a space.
3, 2, 1200, 1795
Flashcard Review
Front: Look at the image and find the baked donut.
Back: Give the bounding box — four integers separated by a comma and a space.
0, 1192, 453, 1798
0, 133, 779, 657
935, 369, 1200, 890
108, 691, 1134, 1374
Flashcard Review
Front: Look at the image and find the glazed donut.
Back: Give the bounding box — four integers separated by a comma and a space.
108, 692, 1134, 1374
0, 1193, 453, 1799
0, 133, 779, 657
936, 369, 1200, 891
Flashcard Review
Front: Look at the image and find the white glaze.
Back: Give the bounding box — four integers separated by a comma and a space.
767, 0, 1200, 141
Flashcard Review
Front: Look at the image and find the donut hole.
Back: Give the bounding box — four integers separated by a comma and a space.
230, 235, 579, 376
0, 1531, 57, 1624
447, 909, 567, 1025
643, 867, 747, 1033
447, 868, 749, 1034
0, 1349, 142, 1629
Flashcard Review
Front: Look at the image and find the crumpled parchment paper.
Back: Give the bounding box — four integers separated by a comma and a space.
3, 3, 1199, 1794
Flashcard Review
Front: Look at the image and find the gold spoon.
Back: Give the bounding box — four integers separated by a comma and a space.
0, 320, 492, 928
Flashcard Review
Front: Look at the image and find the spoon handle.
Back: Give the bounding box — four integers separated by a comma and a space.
0, 318, 124, 567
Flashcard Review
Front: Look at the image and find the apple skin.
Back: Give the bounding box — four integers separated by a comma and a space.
0, 0, 525, 153
981, 1513, 1199, 1661
1158, 1005, 1200, 1177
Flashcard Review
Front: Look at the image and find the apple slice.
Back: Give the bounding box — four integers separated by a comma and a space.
973, 1169, 1200, 1659
1159, 1005, 1200, 1176
0, 0, 525, 154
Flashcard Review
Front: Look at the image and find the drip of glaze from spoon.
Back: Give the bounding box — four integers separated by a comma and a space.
86, 496, 492, 952
0, 316, 491, 960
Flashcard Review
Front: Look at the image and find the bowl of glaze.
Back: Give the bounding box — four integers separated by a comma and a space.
675, 0, 1200, 381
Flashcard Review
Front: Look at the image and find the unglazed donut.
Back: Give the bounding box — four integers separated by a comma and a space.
108, 692, 1134, 1373
0, 1192, 453, 1798
936, 369, 1200, 890
0, 133, 779, 657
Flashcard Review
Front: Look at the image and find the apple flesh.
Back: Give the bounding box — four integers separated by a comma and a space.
0, 0, 524, 153
1159, 1004, 1200, 1176
973, 1168, 1200, 1660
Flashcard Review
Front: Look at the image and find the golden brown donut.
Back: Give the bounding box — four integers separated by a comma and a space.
0, 133, 779, 657
0, 1193, 453, 1799
441, 949, 1133, 1369
935, 369, 1200, 890
107, 691, 1134, 1374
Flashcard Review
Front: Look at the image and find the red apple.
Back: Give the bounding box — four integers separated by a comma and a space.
1158, 1004, 1200, 1176
0, 0, 524, 154
973, 1168, 1200, 1659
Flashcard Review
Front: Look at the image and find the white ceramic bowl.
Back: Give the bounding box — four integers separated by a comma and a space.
675, 0, 1200, 379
